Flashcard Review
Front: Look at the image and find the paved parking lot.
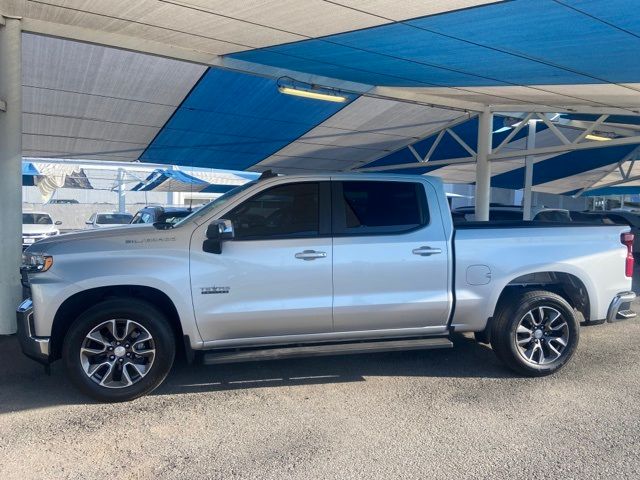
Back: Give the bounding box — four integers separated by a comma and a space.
1, 301, 640, 480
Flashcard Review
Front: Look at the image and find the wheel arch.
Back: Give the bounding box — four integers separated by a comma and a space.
50, 285, 184, 361
497, 271, 590, 319
476, 271, 590, 344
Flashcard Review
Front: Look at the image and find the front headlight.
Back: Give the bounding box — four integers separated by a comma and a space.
44, 230, 59, 236
21, 252, 54, 273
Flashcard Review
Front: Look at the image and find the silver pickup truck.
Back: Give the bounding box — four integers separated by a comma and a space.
17, 173, 637, 402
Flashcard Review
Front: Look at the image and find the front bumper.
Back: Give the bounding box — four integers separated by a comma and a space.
606, 291, 637, 323
16, 298, 51, 364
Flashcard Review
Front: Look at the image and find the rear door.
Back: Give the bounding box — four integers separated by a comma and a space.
331, 179, 450, 332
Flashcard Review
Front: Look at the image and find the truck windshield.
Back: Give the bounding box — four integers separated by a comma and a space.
23, 213, 52, 225
173, 181, 257, 227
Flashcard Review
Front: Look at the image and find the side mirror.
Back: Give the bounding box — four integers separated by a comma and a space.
85, 221, 92, 225
203, 219, 234, 254
55, 220, 62, 226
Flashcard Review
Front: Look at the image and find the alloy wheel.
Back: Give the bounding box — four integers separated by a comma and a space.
80, 319, 156, 388
514, 306, 569, 365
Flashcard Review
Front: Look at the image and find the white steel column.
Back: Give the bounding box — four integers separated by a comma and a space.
0, 16, 22, 334
166, 165, 176, 206
475, 109, 493, 221
117, 168, 126, 213
522, 119, 537, 220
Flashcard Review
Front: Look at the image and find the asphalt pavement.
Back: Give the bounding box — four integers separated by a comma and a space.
1, 297, 640, 479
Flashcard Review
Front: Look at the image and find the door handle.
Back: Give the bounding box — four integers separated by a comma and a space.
412, 246, 442, 256
295, 250, 327, 261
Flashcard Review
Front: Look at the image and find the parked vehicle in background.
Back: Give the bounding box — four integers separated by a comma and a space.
572, 210, 640, 262
47, 199, 79, 204
130, 206, 192, 226
22, 212, 61, 249
85, 212, 134, 229
18, 173, 635, 402
453, 205, 572, 222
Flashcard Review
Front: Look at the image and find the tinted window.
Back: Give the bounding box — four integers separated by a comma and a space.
534, 210, 571, 222
603, 214, 633, 226
335, 181, 427, 235
22, 213, 52, 225
160, 211, 190, 224
96, 214, 134, 224
227, 182, 320, 240
131, 213, 144, 224
489, 210, 522, 221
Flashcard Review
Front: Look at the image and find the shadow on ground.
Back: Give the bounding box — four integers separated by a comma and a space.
0, 332, 509, 414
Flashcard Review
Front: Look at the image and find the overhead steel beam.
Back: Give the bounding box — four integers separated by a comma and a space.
491, 104, 640, 116
584, 173, 640, 192
493, 112, 533, 153
536, 113, 571, 145
350, 113, 476, 171
572, 146, 640, 196
423, 129, 447, 162
357, 156, 475, 172
220, 59, 486, 113
572, 114, 609, 143
489, 134, 640, 162
446, 128, 476, 156
372, 86, 486, 113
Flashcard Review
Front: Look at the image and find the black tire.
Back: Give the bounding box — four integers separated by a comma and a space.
490, 290, 579, 376
62, 298, 176, 402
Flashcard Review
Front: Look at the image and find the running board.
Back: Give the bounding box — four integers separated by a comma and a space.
202, 337, 453, 365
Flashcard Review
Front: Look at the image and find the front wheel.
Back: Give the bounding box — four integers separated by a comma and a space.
63, 298, 176, 402
490, 290, 579, 376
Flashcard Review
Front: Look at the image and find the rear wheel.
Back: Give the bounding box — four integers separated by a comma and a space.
63, 298, 175, 402
490, 290, 579, 376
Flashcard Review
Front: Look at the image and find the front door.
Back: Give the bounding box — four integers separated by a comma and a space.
191, 181, 333, 342
331, 180, 451, 333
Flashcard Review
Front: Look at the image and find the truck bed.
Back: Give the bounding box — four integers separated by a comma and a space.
450, 222, 631, 332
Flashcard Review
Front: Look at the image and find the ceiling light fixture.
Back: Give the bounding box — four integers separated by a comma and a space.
585, 134, 612, 142
276, 77, 348, 103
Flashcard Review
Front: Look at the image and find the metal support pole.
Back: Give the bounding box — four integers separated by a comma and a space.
0, 16, 22, 334
166, 165, 175, 206
620, 195, 625, 209
522, 119, 537, 220
475, 109, 493, 221
117, 168, 126, 213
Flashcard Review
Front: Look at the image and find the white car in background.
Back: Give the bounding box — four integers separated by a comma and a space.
22, 212, 61, 249
85, 212, 134, 229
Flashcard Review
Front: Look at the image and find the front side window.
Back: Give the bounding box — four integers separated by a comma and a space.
226, 182, 320, 240
334, 181, 428, 235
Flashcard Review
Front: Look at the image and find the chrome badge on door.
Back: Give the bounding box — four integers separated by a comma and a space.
201, 286, 231, 295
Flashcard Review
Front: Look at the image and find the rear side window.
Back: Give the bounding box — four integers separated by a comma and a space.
334, 181, 428, 235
